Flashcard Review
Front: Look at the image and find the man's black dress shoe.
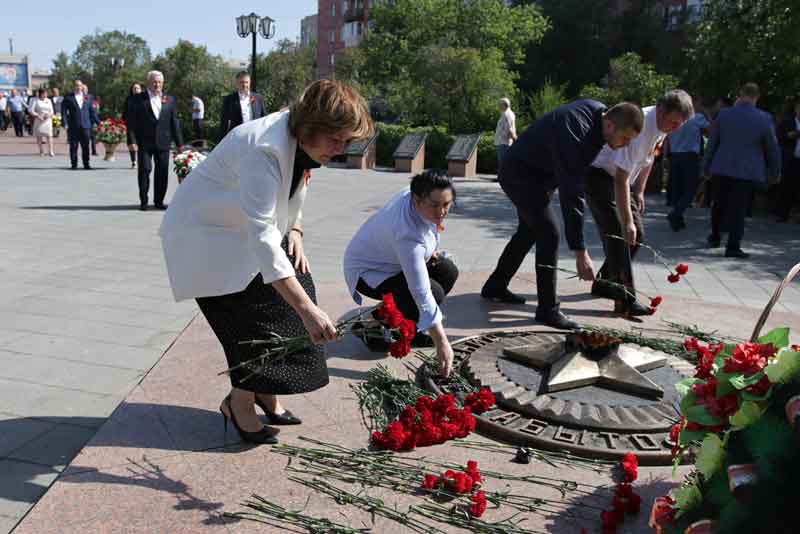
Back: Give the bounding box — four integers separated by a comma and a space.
614, 299, 652, 317
535, 310, 579, 330
70, 165, 78, 170
706, 235, 721, 248
254, 396, 302, 425
481, 286, 526, 304
154, 203, 168, 210
83, 165, 92, 170
725, 249, 750, 259
139, 204, 148, 211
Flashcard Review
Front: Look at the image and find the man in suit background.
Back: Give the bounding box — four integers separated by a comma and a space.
127, 70, 184, 211
776, 99, 800, 222
61, 79, 99, 170
219, 71, 266, 139
703, 83, 781, 258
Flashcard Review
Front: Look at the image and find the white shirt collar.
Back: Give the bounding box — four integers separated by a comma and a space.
238, 91, 250, 100
148, 89, 162, 99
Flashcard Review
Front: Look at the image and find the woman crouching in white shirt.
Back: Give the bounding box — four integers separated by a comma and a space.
344, 170, 459, 377
159, 80, 374, 445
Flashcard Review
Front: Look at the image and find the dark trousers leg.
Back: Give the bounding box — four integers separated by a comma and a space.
193, 119, 203, 139
68, 128, 90, 167
90, 130, 97, 155
137, 148, 154, 205
711, 175, 753, 250
585, 169, 643, 296
129, 149, 137, 165
78, 128, 90, 166
0, 112, 5, 130
153, 149, 170, 206
669, 153, 700, 219
355, 257, 459, 323
12, 112, 24, 136
777, 158, 800, 220
485, 182, 560, 314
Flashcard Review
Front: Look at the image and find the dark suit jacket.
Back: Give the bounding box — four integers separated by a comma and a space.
127, 92, 183, 151
219, 92, 266, 138
61, 93, 99, 131
776, 116, 799, 167
703, 102, 781, 183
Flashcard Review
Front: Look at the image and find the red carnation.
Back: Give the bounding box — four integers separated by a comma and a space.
621, 453, 638, 483
675, 264, 689, 275
652, 496, 676, 526
469, 491, 487, 518
650, 295, 663, 308
464, 388, 495, 414
421, 474, 439, 490
465, 460, 482, 489
724, 342, 773, 376
745, 375, 772, 396
667, 273, 681, 283
601, 509, 620, 532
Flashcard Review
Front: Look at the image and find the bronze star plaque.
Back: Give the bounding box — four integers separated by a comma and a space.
417, 331, 694, 465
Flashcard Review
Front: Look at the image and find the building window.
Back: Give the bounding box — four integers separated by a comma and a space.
330, 30, 336, 43
330, 54, 336, 67
331, 2, 336, 16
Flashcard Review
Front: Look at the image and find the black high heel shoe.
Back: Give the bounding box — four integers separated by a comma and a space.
254, 396, 302, 425
220, 396, 279, 444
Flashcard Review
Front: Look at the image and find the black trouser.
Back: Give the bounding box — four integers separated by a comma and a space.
138, 146, 170, 206
90, 128, 97, 155
585, 166, 644, 299
11, 111, 24, 136
0, 111, 6, 130
710, 174, 754, 251
777, 158, 800, 220
193, 119, 204, 139
668, 152, 701, 220
68, 127, 91, 167
355, 256, 459, 324
484, 162, 561, 316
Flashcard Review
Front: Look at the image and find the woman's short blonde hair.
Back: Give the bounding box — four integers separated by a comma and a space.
288, 79, 374, 144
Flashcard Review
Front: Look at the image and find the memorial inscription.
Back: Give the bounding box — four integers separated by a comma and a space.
345, 131, 378, 157
446, 134, 480, 162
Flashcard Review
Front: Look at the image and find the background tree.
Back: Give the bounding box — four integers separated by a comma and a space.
152, 40, 230, 140
70, 30, 151, 116
581, 52, 678, 106
255, 39, 316, 111
359, 0, 548, 131
686, 0, 800, 110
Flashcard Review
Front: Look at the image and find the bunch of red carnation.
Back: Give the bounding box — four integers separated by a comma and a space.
464, 388, 495, 414
648, 496, 677, 533
667, 263, 689, 283
421, 461, 487, 518
375, 293, 417, 358
371, 393, 476, 451
684, 338, 725, 380
600, 453, 641, 533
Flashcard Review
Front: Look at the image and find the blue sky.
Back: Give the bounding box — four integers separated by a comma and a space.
6, 1, 318, 71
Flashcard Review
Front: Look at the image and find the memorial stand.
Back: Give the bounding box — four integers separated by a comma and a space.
393, 133, 427, 174
345, 132, 378, 170
446, 134, 480, 178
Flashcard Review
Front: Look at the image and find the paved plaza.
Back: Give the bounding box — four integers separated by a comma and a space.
1, 131, 798, 533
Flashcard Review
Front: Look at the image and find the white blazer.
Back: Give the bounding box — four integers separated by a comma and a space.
159, 110, 307, 301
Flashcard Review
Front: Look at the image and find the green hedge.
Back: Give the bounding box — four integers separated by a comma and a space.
375, 122, 499, 175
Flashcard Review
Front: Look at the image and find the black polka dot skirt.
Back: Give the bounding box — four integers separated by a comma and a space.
195, 241, 329, 395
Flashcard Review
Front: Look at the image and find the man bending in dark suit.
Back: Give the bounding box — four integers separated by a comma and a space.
61, 79, 99, 170
219, 71, 266, 139
127, 70, 184, 211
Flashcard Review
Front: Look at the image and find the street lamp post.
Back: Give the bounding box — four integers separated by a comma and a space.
236, 13, 276, 93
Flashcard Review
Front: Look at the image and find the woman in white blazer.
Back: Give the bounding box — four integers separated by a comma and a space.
159, 80, 373, 444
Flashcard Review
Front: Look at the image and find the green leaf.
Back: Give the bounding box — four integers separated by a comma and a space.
678, 429, 708, 447
686, 405, 723, 426
675, 378, 702, 397
714, 371, 737, 396
673, 482, 703, 518
764, 348, 800, 384
740, 389, 773, 402
695, 434, 725, 478
729, 372, 765, 390
680, 392, 697, 414
729, 401, 764, 429
757, 327, 790, 349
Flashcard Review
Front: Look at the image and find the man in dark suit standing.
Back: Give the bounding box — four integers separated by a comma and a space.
219, 71, 266, 139
61, 79, 99, 170
703, 83, 781, 258
127, 70, 184, 211
776, 100, 800, 222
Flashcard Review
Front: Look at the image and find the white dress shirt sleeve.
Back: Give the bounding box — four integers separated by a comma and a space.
239, 149, 295, 284
393, 236, 442, 332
